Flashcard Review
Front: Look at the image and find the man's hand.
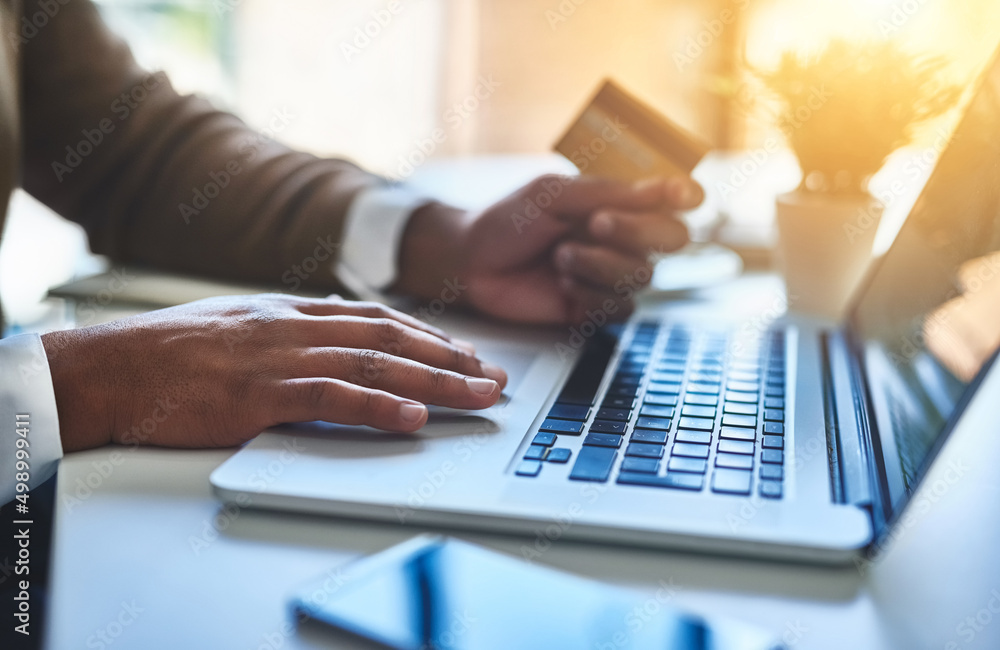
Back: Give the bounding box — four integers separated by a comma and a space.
41, 294, 507, 452
395, 174, 703, 324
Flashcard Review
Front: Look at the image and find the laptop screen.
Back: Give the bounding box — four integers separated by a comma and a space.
849, 49, 1000, 510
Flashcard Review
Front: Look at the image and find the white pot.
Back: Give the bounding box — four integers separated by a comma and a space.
775, 190, 882, 319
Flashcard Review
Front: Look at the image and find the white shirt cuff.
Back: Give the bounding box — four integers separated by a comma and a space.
0, 334, 62, 505
336, 184, 432, 300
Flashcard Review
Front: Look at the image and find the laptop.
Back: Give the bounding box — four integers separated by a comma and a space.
211, 49, 1000, 564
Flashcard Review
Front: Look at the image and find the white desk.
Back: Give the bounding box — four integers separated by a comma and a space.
41, 275, 1000, 650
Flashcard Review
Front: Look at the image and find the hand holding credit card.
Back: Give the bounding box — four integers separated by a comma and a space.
554, 79, 710, 182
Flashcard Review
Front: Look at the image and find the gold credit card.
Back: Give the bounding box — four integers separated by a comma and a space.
553, 79, 710, 183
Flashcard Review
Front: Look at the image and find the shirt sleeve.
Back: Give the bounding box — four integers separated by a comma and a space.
0, 334, 62, 505
335, 184, 432, 300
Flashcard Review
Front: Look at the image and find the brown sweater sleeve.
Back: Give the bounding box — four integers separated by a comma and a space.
21, 0, 381, 291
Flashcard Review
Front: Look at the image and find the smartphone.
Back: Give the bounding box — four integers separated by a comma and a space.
290, 536, 780, 650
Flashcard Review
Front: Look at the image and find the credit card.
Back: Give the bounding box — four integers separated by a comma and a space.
553, 79, 710, 182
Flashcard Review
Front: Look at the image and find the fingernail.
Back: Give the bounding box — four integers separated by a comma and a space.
399, 402, 427, 423
452, 338, 477, 354
556, 246, 574, 270
592, 212, 614, 237
632, 177, 664, 193
466, 377, 498, 395
670, 178, 694, 205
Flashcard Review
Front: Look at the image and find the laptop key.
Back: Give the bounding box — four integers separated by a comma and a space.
643, 393, 678, 406
764, 422, 785, 435
765, 385, 784, 397
672, 442, 710, 459
639, 404, 674, 419
590, 420, 627, 435
764, 409, 784, 422
617, 472, 703, 491
635, 416, 672, 430
647, 381, 682, 395
539, 418, 584, 435
711, 468, 752, 495
722, 414, 756, 428
675, 430, 711, 444
681, 405, 716, 418
603, 396, 636, 410
725, 390, 757, 403
759, 480, 783, 499
723, 402, 756, 415
764, 398, 784, 409
524, 445, 549, 460
687, 382, 720, 394
684, 393, 718, 406
607, 385, 639, 398
532, 432, 557, 447
727, 381, 760, 393
762, 435, 784, 449
568, 446, 617, 482
720, 427, 756, 441
668, 457, 708, 474
547, 448, 572, 463
621, 457, 660, 473
557, 330, 617, 405
515, 460, 542, 477
678, 416, 714, 431
596, 407, 631, 421
583, 432, 622, 448
547, 403, 590, 421
761, 449, 783, 464
625, 442, 664, 458
760, 464, 783, 480
718, 439, 755, 455
715, 452, 753, 470
631, 429, 668, 444
650, 371, 685, 384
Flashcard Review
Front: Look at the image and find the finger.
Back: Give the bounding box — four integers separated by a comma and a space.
556, 276, 636, 325
587, 209, 690, 258
299, 316, 507, 388
294, 297, 454, 343
542, 174, 703, 216
302, 348, 502, 410
275, 378, 430, 433
554, 242, 654, 291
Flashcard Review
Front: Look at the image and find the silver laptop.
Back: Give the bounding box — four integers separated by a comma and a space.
211, 50, 1000, 564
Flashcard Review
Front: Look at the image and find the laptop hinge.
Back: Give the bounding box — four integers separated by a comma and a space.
822, 330, 874, 510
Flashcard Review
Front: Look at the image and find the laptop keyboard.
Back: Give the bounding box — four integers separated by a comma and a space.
514, 322, 787, 499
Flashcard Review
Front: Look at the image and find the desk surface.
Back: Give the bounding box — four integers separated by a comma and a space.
41, 274, 1000, 650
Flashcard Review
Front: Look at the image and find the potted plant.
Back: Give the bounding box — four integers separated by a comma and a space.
757, 40, 959, 317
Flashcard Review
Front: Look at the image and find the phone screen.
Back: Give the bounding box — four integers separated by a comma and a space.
291, 536, 778, 650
